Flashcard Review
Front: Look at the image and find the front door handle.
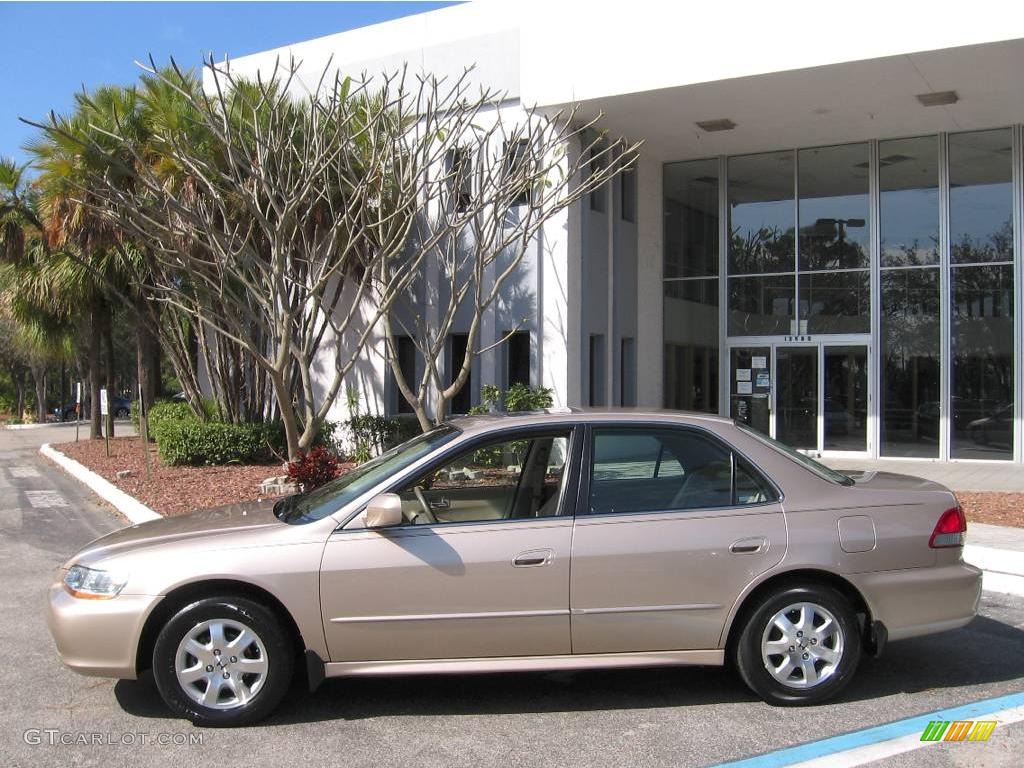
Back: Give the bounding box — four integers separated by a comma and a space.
429, 497, 450, 510
512, 548, 554, 567
730, 537, 768, 554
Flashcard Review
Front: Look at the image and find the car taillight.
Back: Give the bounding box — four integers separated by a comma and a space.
929, 505, 966, 548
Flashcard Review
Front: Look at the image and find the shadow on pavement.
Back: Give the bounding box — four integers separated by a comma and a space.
114, 613, 1024, 726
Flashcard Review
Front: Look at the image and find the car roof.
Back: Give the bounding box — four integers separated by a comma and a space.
446, 407, 734, 436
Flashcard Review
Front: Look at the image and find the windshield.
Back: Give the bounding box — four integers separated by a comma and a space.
274, 425, 460, 524
737, 423, 854, 487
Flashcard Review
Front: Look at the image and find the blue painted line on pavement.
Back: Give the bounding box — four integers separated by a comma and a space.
711, 689, 1024, 767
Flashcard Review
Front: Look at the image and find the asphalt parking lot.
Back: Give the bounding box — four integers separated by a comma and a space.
2, 424, 1022, 768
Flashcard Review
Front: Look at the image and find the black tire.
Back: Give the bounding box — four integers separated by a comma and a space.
152, 596, 294, 727
733, 584, 861, 706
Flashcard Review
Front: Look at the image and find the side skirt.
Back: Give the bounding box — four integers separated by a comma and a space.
323, 649, 725, 678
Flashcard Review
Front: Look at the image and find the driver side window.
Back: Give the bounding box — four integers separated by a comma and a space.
396, 431, 571, 526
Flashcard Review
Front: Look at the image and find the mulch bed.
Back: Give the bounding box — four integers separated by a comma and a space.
55, 436, 288, 517
955, 491, 1024, 529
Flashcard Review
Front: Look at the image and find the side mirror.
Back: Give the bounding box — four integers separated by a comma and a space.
365, 493, 403, 529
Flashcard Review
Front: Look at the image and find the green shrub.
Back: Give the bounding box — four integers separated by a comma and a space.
147, 400, 198, 436
345, 413, 421, 460
154, 419, 276, 466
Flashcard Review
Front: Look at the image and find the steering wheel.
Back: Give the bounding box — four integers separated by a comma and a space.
412, 486, 438, 524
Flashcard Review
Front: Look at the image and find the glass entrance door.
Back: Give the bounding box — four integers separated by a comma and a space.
823, 345, 868, 453
776, 347, 818, 449
728, 341, 870, 455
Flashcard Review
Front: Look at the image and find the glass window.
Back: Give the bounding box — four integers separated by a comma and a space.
391, 335, 417, 415
620, 167, 636, 223
728, 151, 795, 275
879, 136, 939, 267
588, 428, 775, 514
447, 147, 472, 213
274, 426, 460, 524
728, 274, 794, 335
664, 159, 719, 278
949, 129, 1013, 264
589, 145, 606, 212
664, 279, 719, 412
398, 432, 571, 524
799, 270, 871, 334
880, 268, 940, 457
738, 424, 853, 486
505, 331, 531, 389
589, 334, 606, 406
798, 144, 869, 271
951, 264, 1014, 459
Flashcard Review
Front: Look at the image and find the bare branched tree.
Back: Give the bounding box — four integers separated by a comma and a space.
381, 85, 641, 429
29, 55, 639, 454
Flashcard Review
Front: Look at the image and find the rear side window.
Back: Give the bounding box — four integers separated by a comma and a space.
588, 427, 776, 514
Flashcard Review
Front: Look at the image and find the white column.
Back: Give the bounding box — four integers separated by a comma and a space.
635, 152, 663, 406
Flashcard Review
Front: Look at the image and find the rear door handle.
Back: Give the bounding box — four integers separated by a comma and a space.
512, 548, 554, 567
730, 537, 768, 554
429, 497, 450, 510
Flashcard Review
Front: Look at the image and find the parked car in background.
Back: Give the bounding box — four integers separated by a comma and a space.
54, 395, 131, 421
46, 408, 980, 726
967, 403, 1013, 448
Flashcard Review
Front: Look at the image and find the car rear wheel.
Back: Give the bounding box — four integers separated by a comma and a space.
152, 596, 294, 726
734, 584, 860, 706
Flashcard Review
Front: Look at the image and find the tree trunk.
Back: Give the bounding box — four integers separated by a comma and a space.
135, 296, 158, 415
32, 365, 47, 423
271, 371, 301, 461
88, 302, 102, 439
102, 302, 115, 438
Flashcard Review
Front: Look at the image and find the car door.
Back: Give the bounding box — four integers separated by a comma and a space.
320, 427, 579, 662
569, 424, 787, 654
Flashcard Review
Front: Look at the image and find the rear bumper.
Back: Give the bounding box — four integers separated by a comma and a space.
848, 561, 982, 642
45, 580, 162, 679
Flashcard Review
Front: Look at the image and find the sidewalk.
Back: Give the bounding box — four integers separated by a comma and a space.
965, 523, 1024, 597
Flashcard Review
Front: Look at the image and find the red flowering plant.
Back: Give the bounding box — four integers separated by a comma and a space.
286, 446, 341, 491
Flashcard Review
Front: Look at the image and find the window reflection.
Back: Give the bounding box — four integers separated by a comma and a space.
664, 280, 718, 413
949, 129, 1013, 265
880, 268, 940, 457
951, 264, 1014, 459
798, 144, 869, 271
664, 159, 719, 278
728, 275, 794, 335
800, 271, 870, 334
879, 136, 939, 267
728, 151, 795, 275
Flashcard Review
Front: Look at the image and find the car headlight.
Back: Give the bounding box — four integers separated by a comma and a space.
63, 564, 129, 599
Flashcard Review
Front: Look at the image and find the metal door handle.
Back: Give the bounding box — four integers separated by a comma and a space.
730, 537, 767, 554
429, 497, 450, 510
512, 548, 553, 567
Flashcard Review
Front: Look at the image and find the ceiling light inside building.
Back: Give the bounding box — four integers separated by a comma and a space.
696, 118, 736, 132
916, 90, 958, 107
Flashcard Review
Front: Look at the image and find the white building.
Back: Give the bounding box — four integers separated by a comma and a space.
224, 0, 1024, 463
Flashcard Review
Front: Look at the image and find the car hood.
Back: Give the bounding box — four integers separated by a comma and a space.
67, 498, 285, 567
841, 470, 952, 493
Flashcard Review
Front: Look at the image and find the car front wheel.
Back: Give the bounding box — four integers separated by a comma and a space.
734, 584, 861, 706
152, 596, 294, 726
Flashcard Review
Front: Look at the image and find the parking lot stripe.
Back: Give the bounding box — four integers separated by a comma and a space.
710, 691, 1024, 768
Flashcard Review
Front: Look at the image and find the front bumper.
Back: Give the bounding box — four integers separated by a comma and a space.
849, 561, 983, 642
45, 579, 163, 679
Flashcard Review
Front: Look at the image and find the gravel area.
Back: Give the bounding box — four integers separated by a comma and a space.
53, 436, 285, 517
957, 491, 1024, 529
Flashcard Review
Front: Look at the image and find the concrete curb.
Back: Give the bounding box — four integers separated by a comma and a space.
4, 422, 71, 431
39, 442, 162, 524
